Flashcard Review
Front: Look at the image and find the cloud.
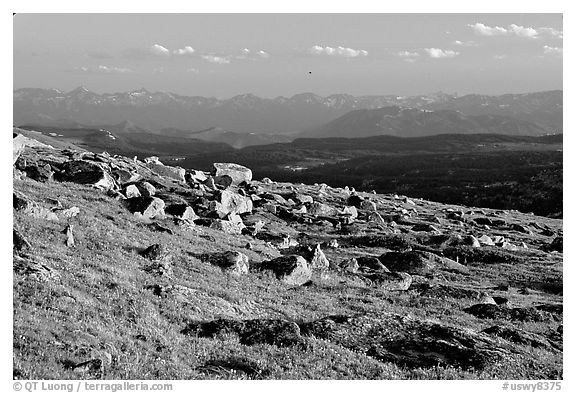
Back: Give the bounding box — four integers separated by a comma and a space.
494, 54, 507, 60
308, 45, 368, 58
256, 50, 270, 59
468, 23, 508, 36
150, 44, 170, 57
71, 65, 133, 74
202, 55, 231, 64
397, 51, 420, 62
425, 48, 459, 58
187, 68, 200, 74
543, 45, 563, 56
452, 40, 478, 47
468, 23, 562, 39
173, 46, 195, 56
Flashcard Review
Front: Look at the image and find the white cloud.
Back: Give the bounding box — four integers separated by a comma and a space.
425, 48, 459, 58
494, 54, 507, 60
509, 24, 538, 38
240, 48, 251, 55
468, 23, 508, 36
308, 45, 368, 58
202, 55, 231, 64
256, 50, 270, 59
187, 68, 200, 74
173, 46, 195, 56
453, 40, 478, 47
468, 23, 562, 39
150, 44, 171, 56
72, 65, 133, 74
543, 45, 563, 55
397, 51, 420, 62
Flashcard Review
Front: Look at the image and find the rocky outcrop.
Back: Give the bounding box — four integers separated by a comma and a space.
212, 163, 252, 185
123, 197, 165, 219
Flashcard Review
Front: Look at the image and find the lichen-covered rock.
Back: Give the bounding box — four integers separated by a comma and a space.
56, 160, 116, 190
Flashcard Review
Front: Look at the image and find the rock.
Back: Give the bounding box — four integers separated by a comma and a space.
23, 164, 53, 182
165, 203, 198, 221
309, 244, 329, 270
13, 192, 59, 221
463, 235, 481, 248
293, 194, 313, 205
411, 223, 439, 232
140, 244, 171, 262
340, 206, 358, 219
136, 181, 156, 197
210, 214, 245, 235
464, 304, 557, 322
216, 251, 250, 275
292, 206, 307, 214
13, 228, 32, 254
182, 318, 304, 347
307, 202, 335, 216
60, 206, 80, 218
123, 184, 141, 198
63, 224, 75, 247
187, 170, 208, 183
261, 177, 273, 184
351, 234, 417, 251
56, 160, 116, 190
356, 256, 390, 272
482, 325, 558, 351
216, 190, 253, 215
544, 236, 563, 252
360, 200, 377, 211
341, 259, 360, 273
378, 251, 436, 275
260, 255, 312, 286
479, 293, 497, 305
360, 271, 412, 290
509, 223, 531, 234
123, 197, 165, 219
299, 312, 518, 371
214, 175, 233, 189
478, 235, 495, 246
347, 195, 364, 207
145, 158, 186, 182
13, 134, 28, 164
212, 163, 252, 185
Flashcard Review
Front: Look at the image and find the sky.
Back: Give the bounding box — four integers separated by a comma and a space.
13, 13, 563, 98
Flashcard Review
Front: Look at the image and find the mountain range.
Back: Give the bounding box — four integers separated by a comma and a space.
14, 88, 562, 137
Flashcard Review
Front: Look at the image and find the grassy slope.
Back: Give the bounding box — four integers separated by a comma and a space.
13, 176, 562, 380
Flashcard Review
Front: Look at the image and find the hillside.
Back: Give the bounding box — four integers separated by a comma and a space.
13, 131, 562, 380
303, 107, 547, 138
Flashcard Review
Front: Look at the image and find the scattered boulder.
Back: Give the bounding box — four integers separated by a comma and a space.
378, 251, 436, 275
482, 325, 558, 351
210, 214, 246, 235
360, 271, 412, 290
299, 313, 518, 371
136, 181, 156, 197
259, 255, 312, 286
464, 304, 557, 322
56, 160, 116, 190
340, 258, 360, 273
307, 202, 335, 217
123, 197, 165, 219
356, 256, 390, 272
123, 184, 141, 198
145, 157, 186, 182
216, 190, 253, 215
165, 203, 198, 221
63, 224, 75, 247
212, 163, 252, 185
213, 251, 250, 275
60, 206, 80, 218
308, 244, 330, 270
182, 318, 304, 347
214, 175, 233, 189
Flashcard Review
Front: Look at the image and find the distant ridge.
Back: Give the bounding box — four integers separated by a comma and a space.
14, 88, 562, 135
